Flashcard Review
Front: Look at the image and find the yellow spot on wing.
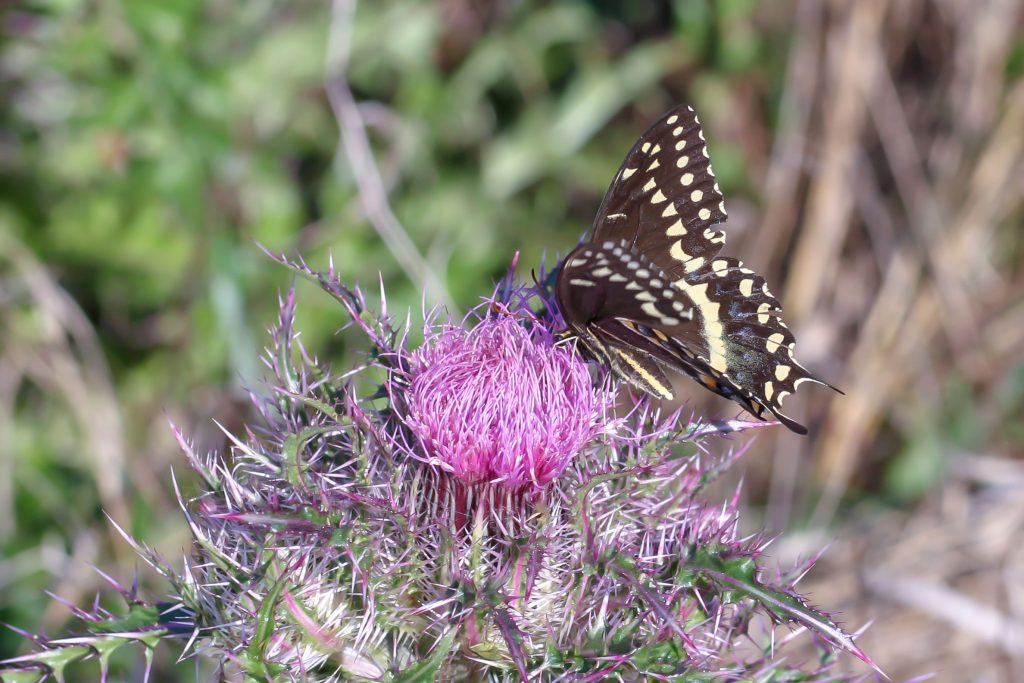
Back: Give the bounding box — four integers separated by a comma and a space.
739, 279, 754, 297
764, 381, 774, 401
672, 280, 727, 372
684, 256, 705, 273
670, 241, 689, 261
766, 332, 786, 353
775, 365, 791, 381
666, 220, 687, 237
622, 168, 637, 179
662, 204, 678, 217
643, 178, 657, 192
640, 301, 663, 318
703, 227, 724, 243
651, 190, 667, 204
613, 348, 673, 399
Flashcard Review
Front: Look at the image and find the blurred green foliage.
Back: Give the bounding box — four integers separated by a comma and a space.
1, 1, 781, 676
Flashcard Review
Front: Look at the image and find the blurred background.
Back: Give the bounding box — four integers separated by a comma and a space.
2, 0, 1022, 680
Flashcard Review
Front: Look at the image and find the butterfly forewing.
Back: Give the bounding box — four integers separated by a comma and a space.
557, 104, 835, 434
591, 106, 728, 280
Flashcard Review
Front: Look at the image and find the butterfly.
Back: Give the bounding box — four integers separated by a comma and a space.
555, 105, 836, 434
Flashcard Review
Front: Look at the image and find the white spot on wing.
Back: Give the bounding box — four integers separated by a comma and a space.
621, 168, 636, 179
643, 178, 657, 192
651, 190, 667, 204
698, 208, 711, 220
739, 279, 754, 296
662, 204, 678, 217
691, 189, 704, 202
681, 173, 694, 186
775, 365, 791, 381
569, 279, 595, 287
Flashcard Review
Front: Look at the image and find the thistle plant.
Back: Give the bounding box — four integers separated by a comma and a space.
1, 253, 879, 682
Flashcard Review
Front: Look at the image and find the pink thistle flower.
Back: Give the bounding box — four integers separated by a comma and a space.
403, 315, 607, 489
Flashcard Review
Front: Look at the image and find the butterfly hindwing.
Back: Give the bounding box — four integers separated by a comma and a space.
557, 105, 836, 433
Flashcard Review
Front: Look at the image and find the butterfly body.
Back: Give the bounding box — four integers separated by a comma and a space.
555, 105, 834, 434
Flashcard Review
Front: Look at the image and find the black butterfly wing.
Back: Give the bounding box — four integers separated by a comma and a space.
556, 240, 704, 401
558, 105, 835, 433
591, 104, 728, 279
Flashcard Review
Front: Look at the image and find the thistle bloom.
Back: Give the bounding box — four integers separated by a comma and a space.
0, 254, 881, 682
403, 317, 606, 489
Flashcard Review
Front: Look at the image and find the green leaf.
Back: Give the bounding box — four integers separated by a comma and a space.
389, 627, 458, 683
687, 547, 881, 673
